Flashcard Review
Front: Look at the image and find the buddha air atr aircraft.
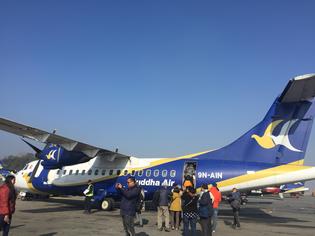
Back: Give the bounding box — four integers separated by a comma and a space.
1, 74, 315, 210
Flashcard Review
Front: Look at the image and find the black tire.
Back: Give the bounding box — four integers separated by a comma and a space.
100, 198, 114, 211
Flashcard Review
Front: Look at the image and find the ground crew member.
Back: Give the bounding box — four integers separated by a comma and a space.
83, 180, 94, 214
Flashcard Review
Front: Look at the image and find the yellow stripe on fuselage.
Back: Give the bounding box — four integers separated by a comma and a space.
216, 160, 310, 188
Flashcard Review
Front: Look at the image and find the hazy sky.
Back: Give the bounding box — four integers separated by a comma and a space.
1, 1, 315, 187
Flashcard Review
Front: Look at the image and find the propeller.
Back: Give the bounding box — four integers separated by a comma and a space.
21, 139, 42, 183
21, 139, 41, 158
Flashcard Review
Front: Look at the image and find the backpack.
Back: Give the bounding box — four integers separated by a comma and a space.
231, 199, 241, 209
230, 192, 241, 209
198, 192, 213, 218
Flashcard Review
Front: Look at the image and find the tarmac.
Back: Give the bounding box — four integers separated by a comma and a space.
9, 195, 315, 236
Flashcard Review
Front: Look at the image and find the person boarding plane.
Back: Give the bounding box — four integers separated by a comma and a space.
1, 74, 315, 210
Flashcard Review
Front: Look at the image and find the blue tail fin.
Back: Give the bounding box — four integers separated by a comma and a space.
207, 74, 315, 164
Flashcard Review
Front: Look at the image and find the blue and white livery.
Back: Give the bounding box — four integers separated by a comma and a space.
1, 74, 315, 210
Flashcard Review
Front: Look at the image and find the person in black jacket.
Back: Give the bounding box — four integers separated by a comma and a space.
182, 186, 199, 236
116, 177, 141, 236
198, 184, 214, 236
228, 188, 241, 229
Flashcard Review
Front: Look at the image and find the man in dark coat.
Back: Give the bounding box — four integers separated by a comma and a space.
116, 177, 141, 236
229, 187, 241, 229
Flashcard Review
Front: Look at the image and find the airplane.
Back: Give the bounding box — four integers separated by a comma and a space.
249, 182, 309, 196
1, 73, 315, 211
280, 182, 309, 195
0, 161, 15, 182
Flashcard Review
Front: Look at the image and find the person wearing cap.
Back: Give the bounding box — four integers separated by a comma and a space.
209, 183, 222, 233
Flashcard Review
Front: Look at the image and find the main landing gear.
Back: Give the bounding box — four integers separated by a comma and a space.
99, 198, 114, 211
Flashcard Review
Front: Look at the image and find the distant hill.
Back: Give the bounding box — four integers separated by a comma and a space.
1, 153, 36, 171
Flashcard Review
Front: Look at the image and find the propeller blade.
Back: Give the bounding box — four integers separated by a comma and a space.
28, 160, 41, 183
21, 139, 42, 157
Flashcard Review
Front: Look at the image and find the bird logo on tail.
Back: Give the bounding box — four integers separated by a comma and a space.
251, 119, 302, 152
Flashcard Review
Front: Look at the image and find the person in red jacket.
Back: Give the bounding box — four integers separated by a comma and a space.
0, 175, 17, 236
209, 183, 222, 233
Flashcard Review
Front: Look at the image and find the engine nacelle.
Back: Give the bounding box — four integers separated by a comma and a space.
39, 146, 91, 169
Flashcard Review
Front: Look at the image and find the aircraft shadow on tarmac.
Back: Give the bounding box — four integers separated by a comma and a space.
10, 224, 25, 230
19, 198, 91, 213
39, 233, 58, 236
220, 208, 315, 229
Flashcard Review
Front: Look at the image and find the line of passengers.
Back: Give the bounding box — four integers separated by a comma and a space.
83, 175, 241, 236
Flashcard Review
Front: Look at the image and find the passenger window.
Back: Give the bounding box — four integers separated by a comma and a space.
75, 170, 79, 175
69, 170, 73, 175
101, 169, 106, 175
123, 170, 128, 176
57, 169, 60, 175
138, 170, 143, 177
154, 169, 159, 177
117, 170, 121, 175
109, 170, 113, 175
162, 170, 167, 177
88, 169, 92, 175
82, 170, 86, 175
95, 169, 99, 175
146, 169, 151, 177
131, 170, 135, 176
63, 170, 67, 175
170, 170, 176, 177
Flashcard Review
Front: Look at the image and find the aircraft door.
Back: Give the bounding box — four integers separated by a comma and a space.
182, 161, 197, 188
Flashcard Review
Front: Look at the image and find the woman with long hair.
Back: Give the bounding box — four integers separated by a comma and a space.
181, 186, 199, 236
0, 175, 17, 236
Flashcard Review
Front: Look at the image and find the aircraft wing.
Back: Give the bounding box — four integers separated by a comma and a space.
0, 117, 130, 160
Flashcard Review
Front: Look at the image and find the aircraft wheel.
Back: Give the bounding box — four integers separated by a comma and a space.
100, 198, 114, 211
